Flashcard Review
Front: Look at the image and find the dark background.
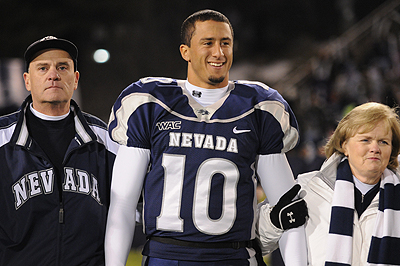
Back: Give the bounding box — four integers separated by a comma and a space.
2, 1, 399, 263
0, 0, 389, 121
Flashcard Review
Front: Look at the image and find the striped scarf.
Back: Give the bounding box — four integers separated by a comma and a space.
325, 159, 400, 266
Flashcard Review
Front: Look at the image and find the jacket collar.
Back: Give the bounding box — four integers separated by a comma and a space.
11, 95, 97, 148
315, 153, 344, 190
306, 153, 344, 202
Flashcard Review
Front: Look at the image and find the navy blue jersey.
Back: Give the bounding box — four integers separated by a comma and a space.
108, 77, 299, 261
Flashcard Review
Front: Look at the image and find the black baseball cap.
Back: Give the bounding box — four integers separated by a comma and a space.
24, 36, 78, 72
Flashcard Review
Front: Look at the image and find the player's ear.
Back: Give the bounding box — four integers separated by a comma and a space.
23, 72, 31, 92
180, 44, 190, 62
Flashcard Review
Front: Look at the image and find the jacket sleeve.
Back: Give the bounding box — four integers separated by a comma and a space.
256, 199, 283, 256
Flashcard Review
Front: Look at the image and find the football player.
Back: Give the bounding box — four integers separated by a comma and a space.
105, 9, 307, 266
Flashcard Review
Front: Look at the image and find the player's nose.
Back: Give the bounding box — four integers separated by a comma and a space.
212, 44, 224, 57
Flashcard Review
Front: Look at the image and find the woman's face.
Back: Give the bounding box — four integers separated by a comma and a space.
342, 121, 392, 184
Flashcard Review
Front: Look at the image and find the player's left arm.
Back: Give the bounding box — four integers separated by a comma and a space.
256, 153, 308, 266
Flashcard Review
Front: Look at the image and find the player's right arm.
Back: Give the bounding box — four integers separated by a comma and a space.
105, 145, 150, 266
107, 79, 175, 265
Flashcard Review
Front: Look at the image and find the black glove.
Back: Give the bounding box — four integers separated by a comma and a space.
270, 184, 308, 230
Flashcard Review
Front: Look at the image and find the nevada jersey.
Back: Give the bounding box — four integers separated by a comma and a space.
108, 77, 299, 261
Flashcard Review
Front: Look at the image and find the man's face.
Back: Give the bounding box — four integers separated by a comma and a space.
180, 20, 233, 89
23, 49, 79, 115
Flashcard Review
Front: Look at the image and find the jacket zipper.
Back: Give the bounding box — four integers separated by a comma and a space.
59, 203, 64, 224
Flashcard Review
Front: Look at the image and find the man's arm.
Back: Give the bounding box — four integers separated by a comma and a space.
105, 145, 150, 266
256, 153, 307, 266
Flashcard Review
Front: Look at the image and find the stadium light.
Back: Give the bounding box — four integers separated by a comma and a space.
93, 49, 110, 63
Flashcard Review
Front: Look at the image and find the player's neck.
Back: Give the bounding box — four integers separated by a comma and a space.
185, 80, 229, 106
186, 73, 229, 89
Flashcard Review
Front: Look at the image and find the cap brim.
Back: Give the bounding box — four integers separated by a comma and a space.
24, 37, 78, 71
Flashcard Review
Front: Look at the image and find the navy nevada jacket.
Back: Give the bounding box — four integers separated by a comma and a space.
0, 96, 119, 266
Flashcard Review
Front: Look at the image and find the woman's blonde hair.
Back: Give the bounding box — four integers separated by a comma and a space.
325, 102, 400, 170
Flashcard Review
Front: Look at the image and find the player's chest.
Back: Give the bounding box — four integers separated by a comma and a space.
150, 114, 260, 157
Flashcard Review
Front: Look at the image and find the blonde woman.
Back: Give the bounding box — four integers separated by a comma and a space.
258, 102, 400, 265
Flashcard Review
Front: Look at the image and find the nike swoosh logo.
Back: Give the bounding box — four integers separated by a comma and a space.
233, 126, 251, 134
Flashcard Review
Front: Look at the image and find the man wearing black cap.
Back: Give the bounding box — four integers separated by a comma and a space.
0, 36, 119, 265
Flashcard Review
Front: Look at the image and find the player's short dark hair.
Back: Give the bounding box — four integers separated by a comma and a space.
180, 9, 234, 47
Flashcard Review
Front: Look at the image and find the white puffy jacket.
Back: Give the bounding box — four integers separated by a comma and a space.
258, 153, 386, 266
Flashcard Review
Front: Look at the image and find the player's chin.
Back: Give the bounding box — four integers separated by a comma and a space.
208, 76, 226, 85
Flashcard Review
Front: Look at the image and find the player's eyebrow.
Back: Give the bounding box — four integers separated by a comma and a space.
200, 37, 214, 41
200, 37, 232, 42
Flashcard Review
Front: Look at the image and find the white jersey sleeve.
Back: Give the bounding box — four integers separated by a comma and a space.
256, 153, 308, 266
105, 145, 150, 266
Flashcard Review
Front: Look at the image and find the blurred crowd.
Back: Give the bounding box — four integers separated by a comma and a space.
286, 25, 400, 178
